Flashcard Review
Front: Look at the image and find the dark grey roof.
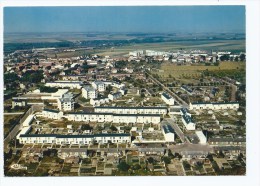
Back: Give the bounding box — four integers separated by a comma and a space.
20, 134, 57, 138
162, 125, 174, 134
12, 99, 26, 102
43, 108, 60, 113
212, 102, 239, 105
57, 134, 94, 138
50, 81, 82, 84
182, 114, 194, 124
111, 92, 122, 97
162, 92, 172, 99
93, 97, 108, 101
94, 133, 130, 137
180, 108, 190, 115
181, 85, 193, 93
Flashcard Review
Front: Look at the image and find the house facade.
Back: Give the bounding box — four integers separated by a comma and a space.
82, 86, 97, 99
94, 106, 168, 115
190, 102, 239, 110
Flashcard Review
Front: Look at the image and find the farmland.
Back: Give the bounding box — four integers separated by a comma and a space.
152, 62, 245, 79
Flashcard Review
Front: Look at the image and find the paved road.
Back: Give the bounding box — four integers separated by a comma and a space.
162, 118, 186, 143
168, 143, 214, 153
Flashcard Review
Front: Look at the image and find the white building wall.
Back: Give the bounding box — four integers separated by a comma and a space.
195, 131, 207, 144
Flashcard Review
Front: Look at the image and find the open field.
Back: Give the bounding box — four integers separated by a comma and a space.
94, 40, 245, 57
153, 62, 245, 78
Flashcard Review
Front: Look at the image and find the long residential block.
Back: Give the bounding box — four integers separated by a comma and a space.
42, 109, 161, 124
94, 106, 168, 115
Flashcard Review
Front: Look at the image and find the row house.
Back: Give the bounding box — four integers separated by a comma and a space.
94, 106, 168, 115
17, 133, 131, 145
190, 102, 239, 110
45, 81, 83, 89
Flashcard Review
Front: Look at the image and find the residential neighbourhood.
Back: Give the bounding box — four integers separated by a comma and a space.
3, 6, 248, 178
4, 45, 246, 176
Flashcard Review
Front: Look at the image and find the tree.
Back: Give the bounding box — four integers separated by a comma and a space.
162, 157, 171, 164
147, 157, 154, 164
117, 162, 130, 172
39, 86, 58, 93
110, 125, 118, 132
81, 124, 93, 131
239, 54, 246, 61
4, 73, 19, 83
220, 54, 230, 61
132, 164, 141, 170
21, 70, 43, 83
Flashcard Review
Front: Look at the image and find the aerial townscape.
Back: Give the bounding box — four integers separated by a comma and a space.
3, 6, 246, 177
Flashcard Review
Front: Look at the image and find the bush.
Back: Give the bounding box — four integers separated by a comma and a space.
162, 157, 171, 164
81, 124, 93, 131
117, 162, 130, 172
110, 125, 118, 132
147, 157, 154, 164
132, 164, 141, 170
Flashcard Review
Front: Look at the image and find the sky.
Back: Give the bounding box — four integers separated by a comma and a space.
4, 6, 245, 33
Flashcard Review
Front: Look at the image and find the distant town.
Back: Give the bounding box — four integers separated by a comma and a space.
4, 44, 246, 176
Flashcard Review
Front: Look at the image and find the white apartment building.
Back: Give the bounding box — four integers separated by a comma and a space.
12, 98, 27, 108
66, 112, 113, 123
181, 108, 196, 130
129, 50, 144, 57
58, 92, 74, 111
90, 97, 109, 106
41, 89, 69, 100
17, 132, 131, 145
92, 81, 105, 92
45, 81, 83, 89
112, 114, 161, 124
195, 131, 207, 144
180, 108, 191, 117
66, 112, 161, 124
162, 125, 175, 142
189, 102, 239, 110
94, 106, 168, 115
161, 92, 175, 106
108, 92, 122, 101
182, 114, 196, 130
42, 109, 64, 120
82, 86, 97, 99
